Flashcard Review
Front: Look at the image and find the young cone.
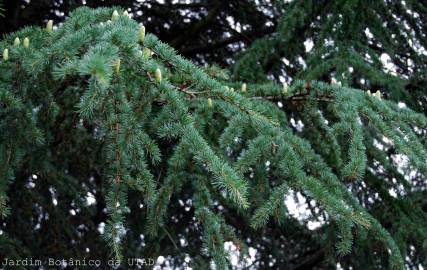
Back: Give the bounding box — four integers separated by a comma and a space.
23, 38, 30, 48
139, 26, 146, 44
143, 48, 151, 59
282, 82, 288, 95
46, 20, 53, 33
114, 59, 121, 74
112, 10, 119, 21
13, 37, 20, 46
155, 68, 162, 83
2, 49, 8, 61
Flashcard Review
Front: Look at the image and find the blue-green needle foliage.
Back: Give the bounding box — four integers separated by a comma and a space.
0, 7, 426, 269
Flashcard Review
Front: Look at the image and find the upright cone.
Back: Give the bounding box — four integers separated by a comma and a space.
143, 48, 151, 59
114, 59, 121, 74
23, 37, 30, 48
14, 37, 20, 46
3, 49, 8, 61
139, 26, 146, 44
155, 68, 162, 83
46, 20, 54, 33
112, 10, 119, 21
282, 82, 288, 94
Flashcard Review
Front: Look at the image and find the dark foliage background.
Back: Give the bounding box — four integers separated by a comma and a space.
0, 1, 426, 269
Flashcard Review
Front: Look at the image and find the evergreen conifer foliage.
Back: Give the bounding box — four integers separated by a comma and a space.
233, 0, 427, 114
0, 7, 426, 269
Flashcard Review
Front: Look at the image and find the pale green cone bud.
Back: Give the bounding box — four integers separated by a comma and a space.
375, 90, 381, 99
241, 83, 247, 93
46, 20, 54, 33
139, 26, 146, 44
123, 11, 129, 17
143, 48, 151, 59
3, 49, 9, 61
282, 82, 288, 94
367, 90, 372, 96
207, 98, 213, 108
114, 59, 121, 74
14, 37, 20, 46
23, 37, 30, 48
112, 10, 119, 21
155, 68, 162, 83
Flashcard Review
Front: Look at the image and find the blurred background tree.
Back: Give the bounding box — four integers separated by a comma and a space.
0, 1, 426, 269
